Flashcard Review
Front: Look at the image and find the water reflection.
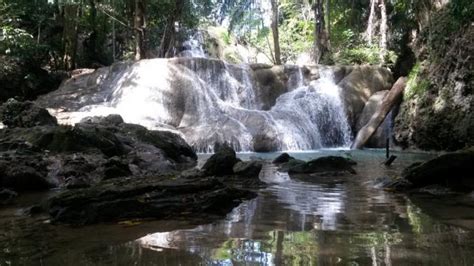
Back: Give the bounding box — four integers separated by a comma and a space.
2, 150, 474, 265
135, 150, 474, 265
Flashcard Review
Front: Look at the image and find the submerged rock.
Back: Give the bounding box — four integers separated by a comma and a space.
47, 176, 256, 225
288, 156, 357, 175
276, 156, 357, 183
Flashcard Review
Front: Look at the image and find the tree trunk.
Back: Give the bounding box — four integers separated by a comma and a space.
158, 0, 183, 58
366, 0, 376, 45
379, 0, 388, 64
270, 0, 281, 65
312, 0, 328, 63
134, 0, 146, 60
62, 4, 80, 70
87, 0, 98, 61
326, 0, 331, 50
351, 77, 407, 149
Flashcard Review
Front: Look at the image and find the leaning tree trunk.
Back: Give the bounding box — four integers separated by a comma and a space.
134, 0, 146, 60
270, 0, 281, 65
351, 77, 407, 149
379, 0, 388, 64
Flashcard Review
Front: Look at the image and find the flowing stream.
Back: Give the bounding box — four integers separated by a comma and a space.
42, 58, 352, 152
2, 150, 474, 265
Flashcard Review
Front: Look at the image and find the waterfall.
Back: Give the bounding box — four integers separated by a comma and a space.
41, 58, 352, 152
177, 32, 207, 58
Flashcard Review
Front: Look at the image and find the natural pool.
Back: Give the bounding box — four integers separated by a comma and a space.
1, 149, 474, 265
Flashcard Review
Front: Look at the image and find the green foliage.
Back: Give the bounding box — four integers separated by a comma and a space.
279, 5, 314, 62
0, 24, 49, 66
405, 62, 430, 99
332, 44, 397, 67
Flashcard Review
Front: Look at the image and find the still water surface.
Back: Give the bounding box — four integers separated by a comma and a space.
1, 150, 474, 265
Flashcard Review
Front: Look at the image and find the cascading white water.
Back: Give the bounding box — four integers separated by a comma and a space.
42, 58, 352, 152
178, 32, 207, 58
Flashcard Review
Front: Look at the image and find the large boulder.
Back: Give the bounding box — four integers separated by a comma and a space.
401, 148, 474, 191
0, 99, 57, 128
338, 66, 393, 130
47, 176, 256, 225
355, 90, 390, 148
202, 144, 240, 176
0, 114, 198, 192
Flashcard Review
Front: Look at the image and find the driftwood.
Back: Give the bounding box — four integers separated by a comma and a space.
351, 77, 407, 149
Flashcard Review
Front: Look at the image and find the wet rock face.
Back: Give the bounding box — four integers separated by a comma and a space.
48, 176, 257, 225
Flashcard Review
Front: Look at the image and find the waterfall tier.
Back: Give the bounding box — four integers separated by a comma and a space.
38, 58, 392, 152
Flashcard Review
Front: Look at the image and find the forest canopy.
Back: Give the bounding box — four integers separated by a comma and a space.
0, 0, 472, 71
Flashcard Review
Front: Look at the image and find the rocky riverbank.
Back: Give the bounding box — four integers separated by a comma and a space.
0, 100, 265, 223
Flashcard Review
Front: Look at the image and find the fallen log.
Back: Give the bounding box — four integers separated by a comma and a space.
351, 77, 407, 149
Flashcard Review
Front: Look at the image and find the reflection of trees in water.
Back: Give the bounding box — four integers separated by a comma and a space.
135, 163, 474, 265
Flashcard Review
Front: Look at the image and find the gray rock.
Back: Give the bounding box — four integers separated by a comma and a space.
401, 148, 474, 191
272, 153, 294, 164
288, 156, 357, 175
232, 161, 263, 179
0, 114, 198, 192
0, 99, 57, 128
47, 176, 257, 225
202, 144, 240, 176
